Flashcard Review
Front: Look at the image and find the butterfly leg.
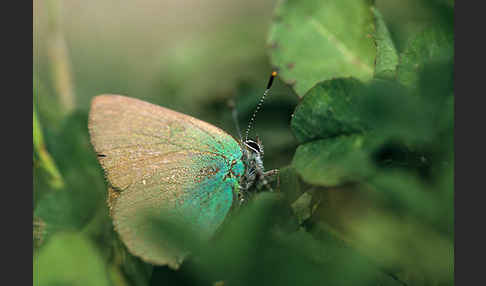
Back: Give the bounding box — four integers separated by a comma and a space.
238, 179, 253, 206
238, 188, 247, 205
264, 169, 280, 190
256, 168, 280, 192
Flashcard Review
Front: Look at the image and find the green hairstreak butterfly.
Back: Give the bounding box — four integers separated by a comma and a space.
88, 72, 278, 268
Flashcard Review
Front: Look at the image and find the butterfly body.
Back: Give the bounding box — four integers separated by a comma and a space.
88, 94, 270, 267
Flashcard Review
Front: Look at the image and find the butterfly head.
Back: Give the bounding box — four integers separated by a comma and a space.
239, 137, 265, 192
234, 71, 277, 203
244, 137, 264, 157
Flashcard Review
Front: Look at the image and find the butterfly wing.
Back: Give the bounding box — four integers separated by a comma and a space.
88, 95, 244, 267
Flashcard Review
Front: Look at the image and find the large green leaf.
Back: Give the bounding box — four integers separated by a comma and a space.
291, 78, 368, 143
268, 0, 376, 97
33, 232, 111, 286
289, 73, 452, 187
292, 134, 377, 187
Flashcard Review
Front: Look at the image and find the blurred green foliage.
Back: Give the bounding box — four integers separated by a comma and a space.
34, 0, 453, 285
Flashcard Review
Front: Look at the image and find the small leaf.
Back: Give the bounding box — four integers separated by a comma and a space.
372, 7, 399, 79
33, 232, 111, 286
292, 134, 377, 187
291, 78, 368, 143
268, 0, 376, 97
290, 192, 313, 224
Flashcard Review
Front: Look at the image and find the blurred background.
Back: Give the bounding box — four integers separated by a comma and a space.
34, 0, 454, 286
34, 0, 298, 172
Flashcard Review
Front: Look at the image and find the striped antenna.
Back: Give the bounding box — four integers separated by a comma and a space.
244, 71, 277, 141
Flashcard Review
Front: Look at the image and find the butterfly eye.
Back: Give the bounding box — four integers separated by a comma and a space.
245, 140, 261, 154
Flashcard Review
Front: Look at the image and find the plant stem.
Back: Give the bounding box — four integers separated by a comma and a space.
46, 0, 76, 114
33, 106, 65, 190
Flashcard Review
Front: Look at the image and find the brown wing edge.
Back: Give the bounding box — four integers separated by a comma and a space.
88, 94, 239, 144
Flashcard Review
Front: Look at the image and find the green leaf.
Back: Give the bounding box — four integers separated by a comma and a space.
308, 184, 454, 285
291, 78, 368, 143
372, 7, 399, 79
397, 26, 454, 87
367, 171, 446, 231
290, 192, 314, 224
292, 134, 377, 187
290, 77, 434, 146
356, 78, 436, 143
34, 185, 100, 245
356, 77, 453, 148
268, 0, 376, 97
33, 232, 111, 286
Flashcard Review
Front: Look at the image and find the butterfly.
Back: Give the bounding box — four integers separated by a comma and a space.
88, 72, 278, 268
